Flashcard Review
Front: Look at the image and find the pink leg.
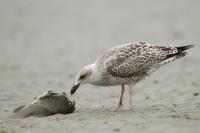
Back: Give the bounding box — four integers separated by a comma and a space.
128, 84, 134, 110
114, 84, 125, 111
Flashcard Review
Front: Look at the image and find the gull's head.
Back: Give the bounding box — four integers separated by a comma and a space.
71, 64, 94, 95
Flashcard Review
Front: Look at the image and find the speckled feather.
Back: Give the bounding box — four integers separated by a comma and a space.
96, 42, 177, 79
71, 42, 192, 109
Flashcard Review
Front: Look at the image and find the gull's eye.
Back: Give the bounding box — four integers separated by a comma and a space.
79, 75, 85, 80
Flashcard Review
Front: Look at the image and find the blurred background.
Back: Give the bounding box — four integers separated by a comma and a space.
1, 0, 200, 106
0, 0, 200, 132
0, 0, 200, 106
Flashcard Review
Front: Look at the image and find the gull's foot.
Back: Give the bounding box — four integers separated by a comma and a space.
108, 105, 133, 112
120, 106, 133, 111
109, 106, 133, 112
129, 107, 133, 111
109, 105, 123, 112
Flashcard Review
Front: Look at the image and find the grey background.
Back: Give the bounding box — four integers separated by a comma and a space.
0, 0, 200, 133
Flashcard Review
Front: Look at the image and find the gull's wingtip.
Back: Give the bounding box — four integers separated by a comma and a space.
176, 45, 195, 52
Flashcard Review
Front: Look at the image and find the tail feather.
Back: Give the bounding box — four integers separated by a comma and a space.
176, 45, 194, 52
165, 45, 194, 60
159, 44, 194, 66
166, 51, 187, 59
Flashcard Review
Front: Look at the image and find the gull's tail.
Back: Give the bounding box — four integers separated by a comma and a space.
159, 45, 194, 66
176, 45, 194, 53
165, 45, 194, 59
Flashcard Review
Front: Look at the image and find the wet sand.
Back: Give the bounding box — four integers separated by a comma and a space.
0, 0, 200, 133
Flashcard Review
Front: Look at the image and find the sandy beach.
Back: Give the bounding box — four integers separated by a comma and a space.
0, 0, 200, 133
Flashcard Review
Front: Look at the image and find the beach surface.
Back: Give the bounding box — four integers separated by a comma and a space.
0, 0, 200, 133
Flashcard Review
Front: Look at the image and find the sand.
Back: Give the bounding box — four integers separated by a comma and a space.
0, 0, 200, 133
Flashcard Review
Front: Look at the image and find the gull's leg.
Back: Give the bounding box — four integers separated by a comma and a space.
114, 84, 125, 111
128, 84, 134, 110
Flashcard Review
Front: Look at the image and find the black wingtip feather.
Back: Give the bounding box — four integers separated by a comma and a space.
164, 45, 194, 60
176, 45, 194, 52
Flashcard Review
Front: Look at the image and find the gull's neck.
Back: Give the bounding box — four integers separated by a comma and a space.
87, 62, 101, 84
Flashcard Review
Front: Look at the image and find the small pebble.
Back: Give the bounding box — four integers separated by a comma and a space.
104, 121, 108, 124
113, 128, 121, 132
145, 96, 150, 100
172, 104, 177, 106
153, 80, 159, 84
193, 92, 199, 97
171, 114, 176, 118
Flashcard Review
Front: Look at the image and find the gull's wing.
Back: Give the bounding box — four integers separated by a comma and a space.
97, 42, 177, 77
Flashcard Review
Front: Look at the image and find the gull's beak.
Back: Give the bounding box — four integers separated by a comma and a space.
70, 83, 80, 95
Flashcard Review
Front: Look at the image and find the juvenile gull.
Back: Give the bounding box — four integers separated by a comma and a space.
71, 42, 194, 110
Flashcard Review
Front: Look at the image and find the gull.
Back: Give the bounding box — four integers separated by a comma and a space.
70, 42, 194, 110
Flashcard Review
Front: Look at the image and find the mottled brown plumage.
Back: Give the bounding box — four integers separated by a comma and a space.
97, 42, 177, 78
71, 42, 194, 110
